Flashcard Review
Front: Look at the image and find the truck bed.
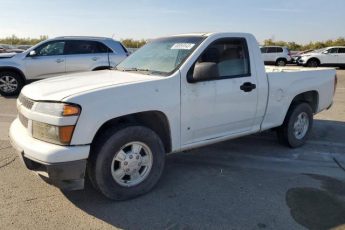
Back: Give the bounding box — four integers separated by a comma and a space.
265, 66, 333, 73
260, 66, 336, 131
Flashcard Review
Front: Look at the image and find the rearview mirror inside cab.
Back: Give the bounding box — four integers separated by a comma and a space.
190, 62, 219, 83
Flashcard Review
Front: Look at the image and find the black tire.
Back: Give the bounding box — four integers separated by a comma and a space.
88, 125, 165, 200
0, 71, 24, 96
276, 103, 313, 148
306, 59, 319, 68
276, 59, 287, 66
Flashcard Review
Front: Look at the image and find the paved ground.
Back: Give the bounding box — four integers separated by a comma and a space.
1, 70, 345, 230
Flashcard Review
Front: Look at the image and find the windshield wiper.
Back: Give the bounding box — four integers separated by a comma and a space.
115, 67, 167, 76
121, 68, 150, 72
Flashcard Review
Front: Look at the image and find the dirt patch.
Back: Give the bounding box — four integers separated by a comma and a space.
286, 187, 345, 230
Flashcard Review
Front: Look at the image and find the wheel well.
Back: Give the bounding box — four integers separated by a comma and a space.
0, 67, 26, 82
307, 58, 320, 65
276, 58, 287, 63
290, 91, 319, 113
92, 111, 172, 153
92, 66, 110, 71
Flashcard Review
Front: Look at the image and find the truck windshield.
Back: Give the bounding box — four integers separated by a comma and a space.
116, 36, 204, 76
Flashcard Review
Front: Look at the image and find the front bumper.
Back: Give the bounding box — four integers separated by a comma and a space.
9, 118, 90, 190
298, 58, 307, 65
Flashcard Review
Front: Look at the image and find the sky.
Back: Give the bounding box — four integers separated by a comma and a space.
1, 0, 345, 44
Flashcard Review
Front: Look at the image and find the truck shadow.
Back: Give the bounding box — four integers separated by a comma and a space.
62, 119, 345, 230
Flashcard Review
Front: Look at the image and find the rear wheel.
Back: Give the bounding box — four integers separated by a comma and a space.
0, 71, 24, 96
276, 59, 287, 66
88, 125, 165, 200
277, 103, 313, 148
306, 59, 319, 68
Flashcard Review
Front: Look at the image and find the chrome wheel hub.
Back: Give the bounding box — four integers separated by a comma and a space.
293, 112, 309, 140
111, 142, 153, 187
0, 75, 18, 93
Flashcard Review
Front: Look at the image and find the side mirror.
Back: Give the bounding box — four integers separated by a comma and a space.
323, 50, 329, 54
190, 62, 219, 82
29, 50, 37, 56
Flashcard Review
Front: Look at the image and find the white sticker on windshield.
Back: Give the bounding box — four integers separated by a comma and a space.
171, 43, 195, 50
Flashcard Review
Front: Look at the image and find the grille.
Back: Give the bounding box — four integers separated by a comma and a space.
19, 113, 28, 128
18, 94, 34, 109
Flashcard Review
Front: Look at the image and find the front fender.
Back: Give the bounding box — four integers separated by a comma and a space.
64, 72, 181, 151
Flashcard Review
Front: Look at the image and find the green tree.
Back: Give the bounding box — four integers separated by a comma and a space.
263, 37, 345, 51
0, 35, 48, 45
120, 38, 147, 48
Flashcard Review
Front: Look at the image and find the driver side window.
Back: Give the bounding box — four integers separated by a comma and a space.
328, 48, 338, 54
196, 38, 251, 79
35, 41, 65, 56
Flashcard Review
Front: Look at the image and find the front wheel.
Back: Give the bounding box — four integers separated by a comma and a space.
88, 126, 165, 200
306, 59, 319, 68
277, 103, 313, 148
276, 59, 287, 66
0, 71, 24, 96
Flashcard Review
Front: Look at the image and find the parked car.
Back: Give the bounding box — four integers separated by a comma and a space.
298, 46, 345, 68
0, 36, 129, 96
260, 46, 292, 66
292, 49, 314, 64
10, 32, 337, 200
0, 44, 24, 53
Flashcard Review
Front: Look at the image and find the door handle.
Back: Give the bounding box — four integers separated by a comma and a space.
56, 59, 64, 63
92, 57, 99, 61
240, 82, 256, 92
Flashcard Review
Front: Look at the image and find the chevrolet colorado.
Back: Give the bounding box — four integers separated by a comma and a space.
9, 32, 337, 200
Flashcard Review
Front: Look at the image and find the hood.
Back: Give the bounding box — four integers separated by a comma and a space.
21, 70, 161, 101
0, 52, 17, 58
300, 52, 320, 57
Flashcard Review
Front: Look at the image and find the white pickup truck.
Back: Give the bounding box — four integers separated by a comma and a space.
9, 32, 337, 200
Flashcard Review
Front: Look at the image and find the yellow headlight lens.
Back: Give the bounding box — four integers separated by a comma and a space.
32, 121, 75, 145
63, 104, 80, 116
59, 125, 75, 144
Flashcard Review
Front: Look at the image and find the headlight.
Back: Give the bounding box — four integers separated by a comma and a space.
34, 102, 80, 116
32, 121, 75, 145
31, 102, 81, 145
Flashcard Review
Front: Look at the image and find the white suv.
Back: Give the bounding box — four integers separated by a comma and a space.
260, 46, 292, 66
0, 36, 129, 96
298, 46, 345, 68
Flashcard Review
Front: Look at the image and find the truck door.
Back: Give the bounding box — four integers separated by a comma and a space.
24, 40, 66, 79
181, 37, 259, 145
